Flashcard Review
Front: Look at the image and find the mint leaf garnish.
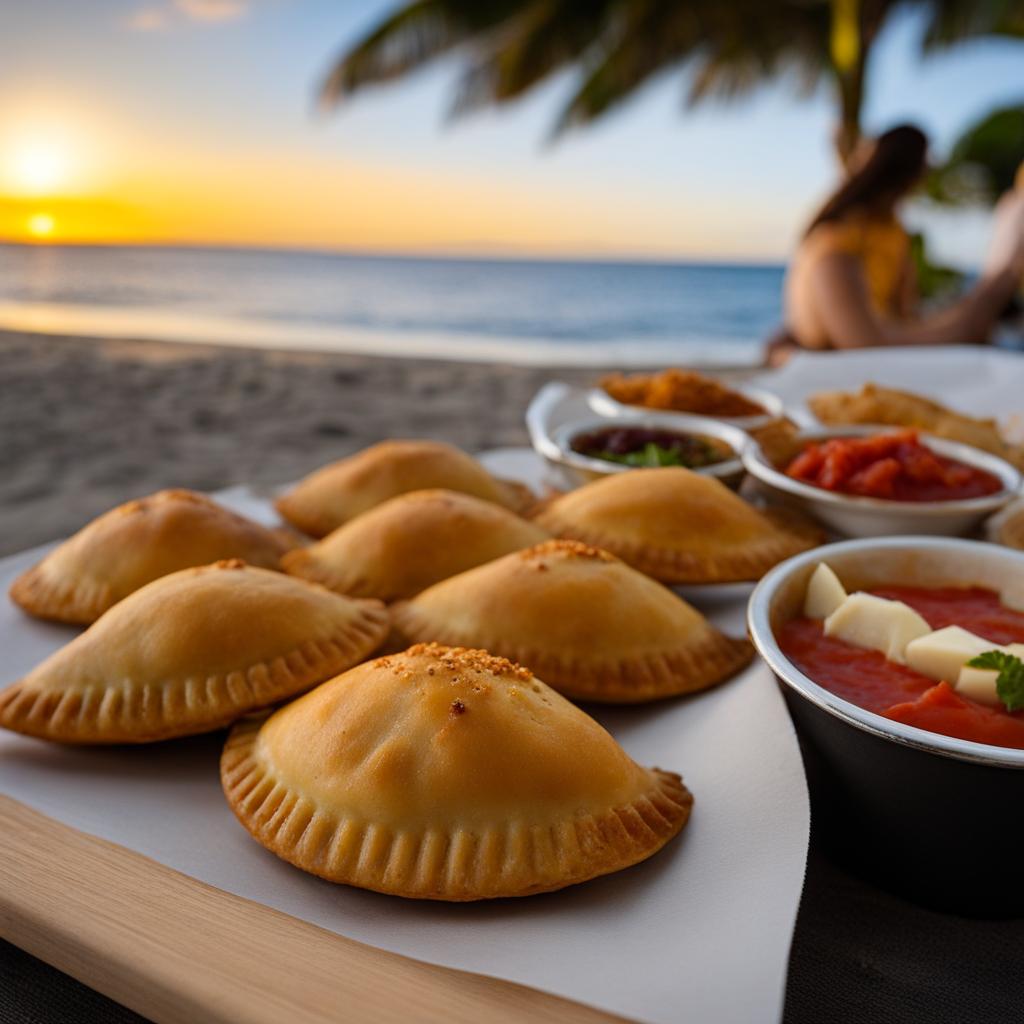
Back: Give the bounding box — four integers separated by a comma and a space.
966, 651, 1024, 712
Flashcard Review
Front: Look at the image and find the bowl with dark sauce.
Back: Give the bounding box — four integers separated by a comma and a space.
529, 404, 749, 489
742, 425, 1020, 537
748, 537, 1024, 917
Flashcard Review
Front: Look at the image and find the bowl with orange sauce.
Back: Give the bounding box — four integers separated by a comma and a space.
742, 426, 1020, 537
748, 537, 1024, 916
588, 368, 784, 430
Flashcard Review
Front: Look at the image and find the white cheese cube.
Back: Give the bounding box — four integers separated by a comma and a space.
955, 665, 1002, 707
955, 642, 1024, 707
904, 626, 996, 683
824, 593, 931, 664
804, 562, 847, 619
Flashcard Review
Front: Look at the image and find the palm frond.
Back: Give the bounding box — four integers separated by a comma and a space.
450, 0, 618, 116
320, 0, 529, 105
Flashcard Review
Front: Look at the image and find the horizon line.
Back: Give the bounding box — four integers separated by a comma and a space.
0, 237, 788, 270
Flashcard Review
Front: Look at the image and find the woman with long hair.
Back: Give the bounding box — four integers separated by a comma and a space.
774, 124, 1024, 361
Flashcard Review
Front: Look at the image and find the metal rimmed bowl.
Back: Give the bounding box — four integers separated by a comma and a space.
526, 383, 750, 490
742, 425, 1021, 537
748, 537, 1024, 917
587, 381, 785, 431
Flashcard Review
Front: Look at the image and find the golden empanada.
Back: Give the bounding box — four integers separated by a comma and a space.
0, 561, 388, 744
391, 541, 751, 702
534, 467, 819, 584
276, 440, 533, 538
283, 489, 549, 601
221, 643, 691, 900
10, 489, 294, 625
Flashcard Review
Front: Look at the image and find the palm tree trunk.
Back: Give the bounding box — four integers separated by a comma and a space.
835, 53, 866, 168
830, 0, 884, 169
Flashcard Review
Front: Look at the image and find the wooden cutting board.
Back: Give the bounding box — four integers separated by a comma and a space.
0, 796, 629, 1024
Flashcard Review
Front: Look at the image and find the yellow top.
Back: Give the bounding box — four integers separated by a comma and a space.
807, 216, 910, 318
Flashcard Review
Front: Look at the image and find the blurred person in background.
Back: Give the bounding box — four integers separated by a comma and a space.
767, 125, 1024, 365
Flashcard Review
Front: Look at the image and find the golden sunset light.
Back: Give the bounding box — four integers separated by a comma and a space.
25, 212, 56, 238
8, 141, 70, 195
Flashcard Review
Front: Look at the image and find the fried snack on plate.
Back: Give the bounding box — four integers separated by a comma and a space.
534, 466, 821, 584
0, 561, 388, 744
9, 489, 296, 625
283, 489, 548, 601
221, 643, 692, 899
390, 540, 752, 703
276, 439, 533, 538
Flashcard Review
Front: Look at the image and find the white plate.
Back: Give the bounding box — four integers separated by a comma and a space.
0, 452, 809, 1024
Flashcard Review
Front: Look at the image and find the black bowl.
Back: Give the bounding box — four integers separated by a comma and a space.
748, 537, 1024, 918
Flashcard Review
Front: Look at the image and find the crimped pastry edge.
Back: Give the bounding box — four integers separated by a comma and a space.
221, 714, 692, 900
532, 511, 817, 583
390, 605, 753, 703
9, 563, 113, 625
0, 602, 389, 745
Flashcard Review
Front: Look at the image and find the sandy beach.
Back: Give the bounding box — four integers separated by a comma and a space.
0, 330, 632, 556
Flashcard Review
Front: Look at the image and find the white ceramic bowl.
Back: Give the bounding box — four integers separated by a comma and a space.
742, 425, 1021, 537
587, 381, 785, 431
526, 382, 749, 490
747, 537, 1024, 915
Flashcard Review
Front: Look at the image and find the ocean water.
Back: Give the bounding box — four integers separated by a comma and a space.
0, 244, 784, 365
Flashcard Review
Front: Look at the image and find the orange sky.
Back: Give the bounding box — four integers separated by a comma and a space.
1, 1, 1021, 262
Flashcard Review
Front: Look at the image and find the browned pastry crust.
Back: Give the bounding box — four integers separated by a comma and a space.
390, 540, 752, 702
283, 489, 548, 601
9, 489, 294, 625
533, 467, 819, 583
275, 440, 533, 538
221, 643, 692, 900
0, 561, 388, 744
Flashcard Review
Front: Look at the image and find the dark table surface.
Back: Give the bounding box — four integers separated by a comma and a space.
2, 836, 1022, 1024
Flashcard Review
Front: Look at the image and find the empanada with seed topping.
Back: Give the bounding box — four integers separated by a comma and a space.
276, 440, 533, 538
9, 489, 295, 625
390, 541, 752, 702
221, 643, 691, 900
283, 489, 549, 601
0, 561, 388, 744
534, 467, 820, 584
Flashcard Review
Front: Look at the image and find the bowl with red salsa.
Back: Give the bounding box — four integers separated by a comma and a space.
748, 537, 1024, 916
742, 426, 1019, 537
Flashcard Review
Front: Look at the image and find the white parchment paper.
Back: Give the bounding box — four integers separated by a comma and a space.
0, 453, 810, 1024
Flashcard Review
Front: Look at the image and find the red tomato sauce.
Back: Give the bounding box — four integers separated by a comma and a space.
777, 585, 1024, 749
783, 429, 1003, 502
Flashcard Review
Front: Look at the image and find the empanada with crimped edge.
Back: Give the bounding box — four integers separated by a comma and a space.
9, 489, 295, 625
275, 440, 533, 538
221, 643, 692, 900
283, 489, 549, 601
391, 541, 752, 702
534, 467, 820, 584
0, 561, 388, 744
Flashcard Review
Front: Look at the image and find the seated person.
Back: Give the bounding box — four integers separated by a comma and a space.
773, 125, 1024, 363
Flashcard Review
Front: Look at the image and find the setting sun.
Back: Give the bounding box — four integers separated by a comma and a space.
26, 212, 56, 238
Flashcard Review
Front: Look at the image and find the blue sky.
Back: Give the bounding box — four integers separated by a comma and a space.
0, 0, 1021, 264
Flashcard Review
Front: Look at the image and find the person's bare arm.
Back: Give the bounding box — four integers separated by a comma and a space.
809, 252, 1021, 349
